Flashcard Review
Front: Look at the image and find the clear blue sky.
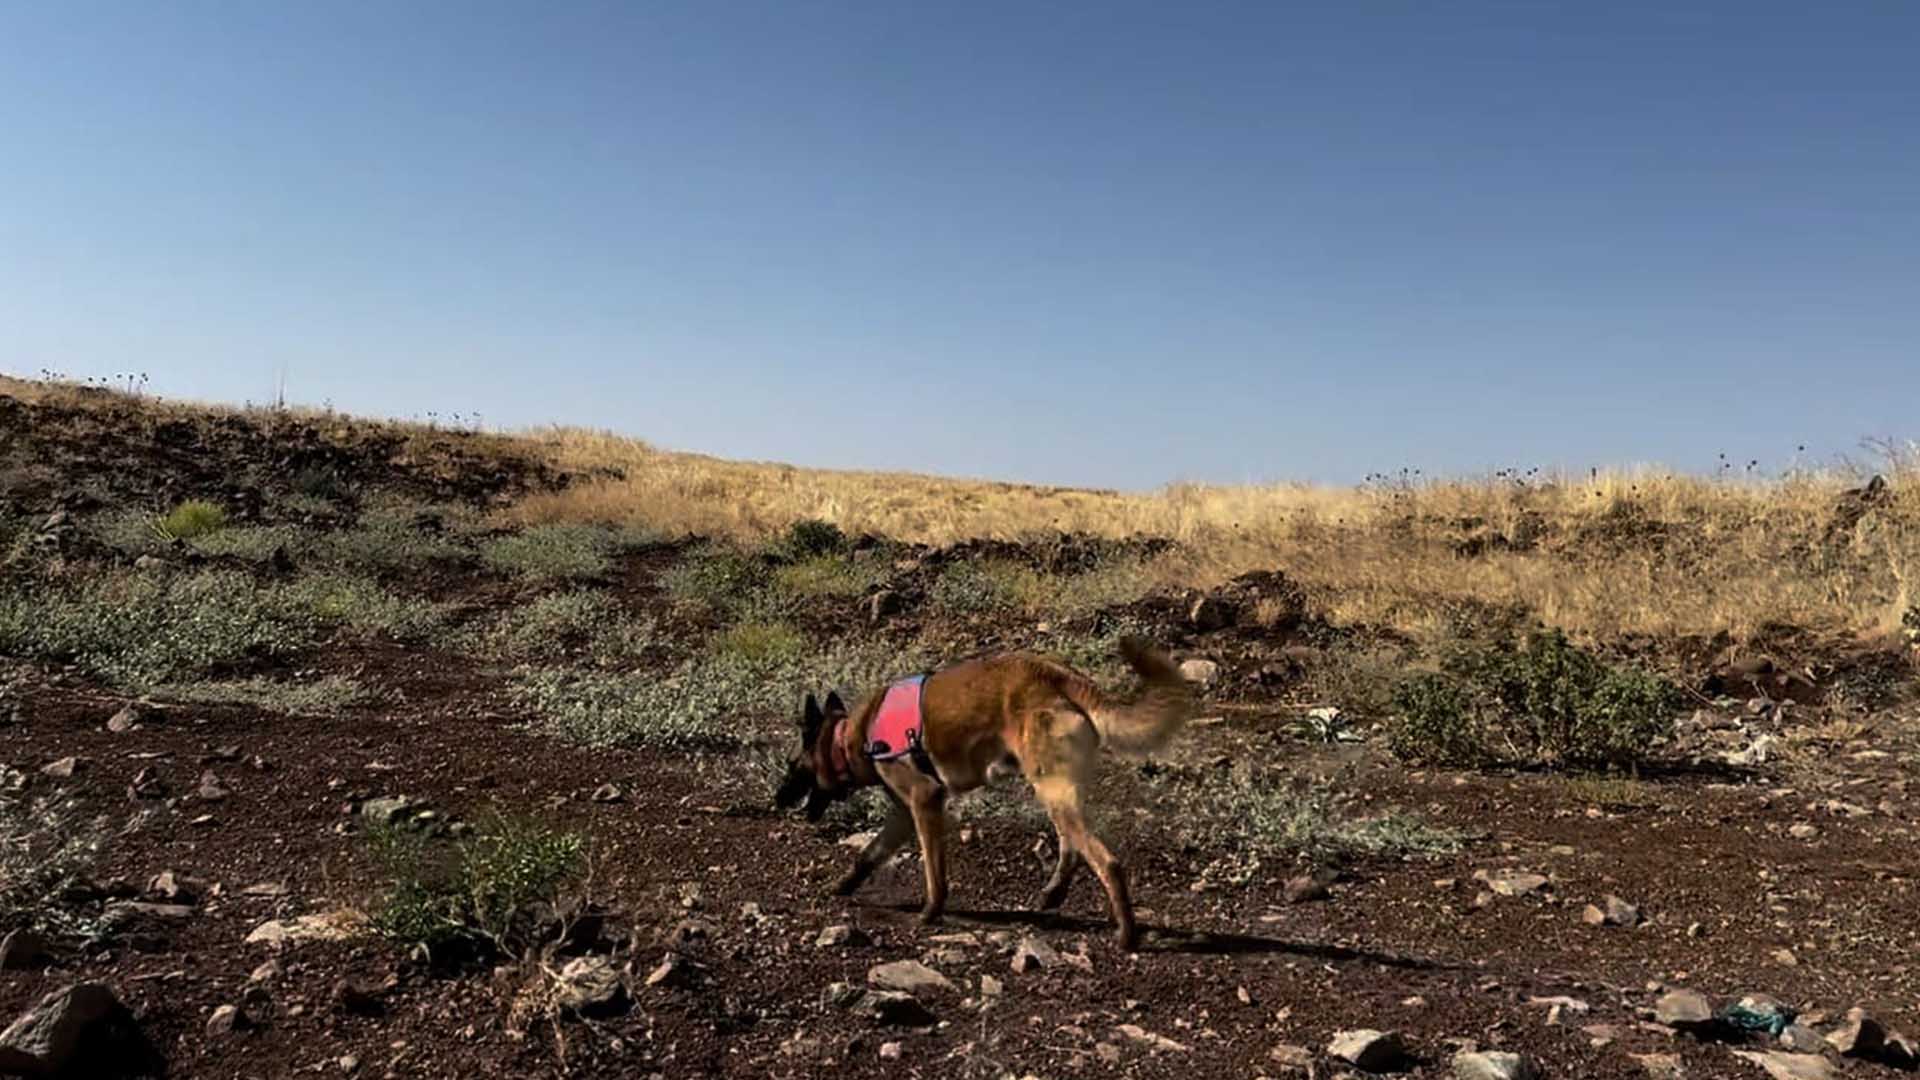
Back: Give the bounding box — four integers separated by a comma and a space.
3, 2, 1916, 489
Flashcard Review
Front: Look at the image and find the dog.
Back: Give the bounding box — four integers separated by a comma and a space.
774, 636, 1194, 950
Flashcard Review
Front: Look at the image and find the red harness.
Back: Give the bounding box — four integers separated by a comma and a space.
827, 675, 937, 785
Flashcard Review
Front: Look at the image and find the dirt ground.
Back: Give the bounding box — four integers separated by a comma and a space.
4, 388, 1920, 1079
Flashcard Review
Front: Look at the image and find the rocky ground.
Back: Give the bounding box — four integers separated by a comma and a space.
3, 385, 1919, 1080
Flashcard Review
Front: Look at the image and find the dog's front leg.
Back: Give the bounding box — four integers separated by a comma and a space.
835, 801, 914, 896
905, 785, 949, 924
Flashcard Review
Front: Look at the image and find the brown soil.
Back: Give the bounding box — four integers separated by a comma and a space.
4, 388, 1919, 1079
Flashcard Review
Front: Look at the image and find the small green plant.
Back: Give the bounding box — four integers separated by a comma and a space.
772, 554, 891, 601
660, 543, 770, 613
1388, 630, 1677, 771
369, 814, 584, 957
312, 505, 471, 572
710, 620, 808, 665
931, 557, 1155, 620
779, 519, 848, 559
190, 524, 306, 563
157, 500, 228, 540
286, 573, 454, 643
930, 560, 1028, 614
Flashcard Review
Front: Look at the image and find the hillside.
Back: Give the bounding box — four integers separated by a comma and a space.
2, 375, 1918, 1079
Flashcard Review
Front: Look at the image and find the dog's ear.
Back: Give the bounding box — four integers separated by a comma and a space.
823, 690, 847, 719
802, 692, 825, 742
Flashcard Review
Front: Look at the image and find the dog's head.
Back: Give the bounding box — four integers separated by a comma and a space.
774, 689, 850, 822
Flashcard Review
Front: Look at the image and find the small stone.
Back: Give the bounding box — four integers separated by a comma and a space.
1632, 1053, 1684, 1079
1788, 823, 1818, 840
1581, 894, 1640, 927
644, 956, 684, 988
877, 1041, 902, 1061
1178, 658, 1220, 687
1453, 1049, 1539, 1080
1188, 595, 1239, 632
1778, 1023, 1825, 1051
358, 796, 418, 827
338, 1054, 359, 1072
1472, 868, 1550, 897
589, 783, 623, 803
1654, 988, 1716, 1030
815, 924, 870, 948
1730, 1050, 1836, 1080
1771, 948, 1799, 967
0, 929, 51, 971
1114, 1023, 1189, 1053
1328, 1029, 1406, 1071
195, 771, 230, 802
1010, 936, 1059, 973
40, 757, 79, 779
1283, 871, 1334, 904
868, 959, 955, 997
205, 1004, 243, 1037
332, 977, 386, 1017
1270, 1043, 1314, 1070
555, 956, 623, 1012
148, 870, 204, 903
979, 975, 1003, 998
106, 705, 143, 733
248, 959, 284, 984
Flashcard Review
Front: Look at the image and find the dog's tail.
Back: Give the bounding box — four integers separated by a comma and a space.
1087, 636, 1195, 758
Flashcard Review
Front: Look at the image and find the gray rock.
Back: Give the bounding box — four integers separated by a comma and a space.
1631, 1052, 1683, 1079
1188, 596, 1239, 632
1730, 1050, 1836, 1080
815, 924, 871, 948
148, 869, 205, 902
0, 983, 150, 1077
195, 770, 231, 802
822, 982, 935, 1027
0, 929, 51, 971
1178, 658, 1220, 687
1582, 894, 1641, 927
1454, 1049, 1539, 1080
1473, 868, 1550, 897
1284, 871, 1335, 904
358, 796, 419, 827
868, 959, 955, 997
206, 1004, 243, 1037
1654, 988, 1716, 1030
1270, 1043, 1314, 1070
1328, 1029, 1407, 1072
555, 956, 624, 1012
40, 757, 79, 779
106, 705, 144, 733
1010, 936, 1061, 973
1778, 1023, 1826, 1051
589, 783, 623, 803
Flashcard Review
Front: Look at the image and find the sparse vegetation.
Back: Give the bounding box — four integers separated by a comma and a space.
313, 505, 472, 572
1388, 630, 1678, 771
157, 674, 368, 715
0, 766, 107, 938
479, 523, 657, 581
772, 554, 891, 601
369, 814, 585, 958
709, 620, 808, 665
0, 570, 316, 690
660, 542, 771, 615
931, 557, 1155, 620
471, 590, 654, 665
287, 572, 455, 643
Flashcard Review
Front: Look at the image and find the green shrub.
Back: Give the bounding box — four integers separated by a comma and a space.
779, 519, 848, 559
1388, 630, 1677, 770
190, 524, 306, 563
286, 573, 454, 643
772, 555, 891, 601
660, 543, 770, 613
157, 500, 227, 540
0, 570, 316, 690
91, 508, 165, 556
369, 814, 583, 957
312, 506, 471, 572
470, 591, 654, 665
929, 560, 1028, 614
479, 523, 654, 581
710, 620, 807, 665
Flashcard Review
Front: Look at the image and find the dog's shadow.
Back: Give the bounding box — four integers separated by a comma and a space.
865, 903, 1457, 972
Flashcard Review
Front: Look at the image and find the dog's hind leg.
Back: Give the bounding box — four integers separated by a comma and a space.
1037, 827, 1080, 910
1025, 710, 1138, 949
834, 800, 914, 896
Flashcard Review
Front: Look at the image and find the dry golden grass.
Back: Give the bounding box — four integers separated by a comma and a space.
8, 375, 1917, 649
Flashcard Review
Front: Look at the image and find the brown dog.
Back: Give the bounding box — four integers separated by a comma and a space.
774, 637, 1193, 950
